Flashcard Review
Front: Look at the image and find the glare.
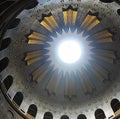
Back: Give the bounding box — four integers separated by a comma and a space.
58, 40, 82, 64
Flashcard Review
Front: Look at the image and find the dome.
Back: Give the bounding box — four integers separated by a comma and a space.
0, 0, 120, 119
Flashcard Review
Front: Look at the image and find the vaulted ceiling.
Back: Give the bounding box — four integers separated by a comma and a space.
0, 0, 120, 119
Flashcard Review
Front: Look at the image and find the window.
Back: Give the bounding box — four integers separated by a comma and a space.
99, 0, 113, 3
61, 115, 69, 119
8, 18, 20, 29
117, 9, 120, 15
27, 104, 37, 118
95, 109, 106, 119
3, 75, 13, 90
0, 57, 9, 72
77, 114, 87, 119
13, 92, 23, 107
0, 38, 11, 51
25, 0, 38, 10
43, 112, 53, 119
111, 98, 120, 113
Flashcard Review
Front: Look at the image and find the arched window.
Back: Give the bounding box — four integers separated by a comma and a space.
95, 109, 106, 119
99, 0, 113, 3
0, 57, 9, 72
61, 115, 69, 119
25, 0, 38, 10
8, 18, 20, 29
0, 38, 11, 51
43, 112, 53, 119
111, 98, 120, 113
117, 9, 120, 15
13, 92, 23, 107
77, 114, 87, 119
27, 104, 37, 118
3, 75, 13, 90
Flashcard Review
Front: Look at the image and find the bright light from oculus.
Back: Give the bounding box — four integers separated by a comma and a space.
58, 40, 82, 64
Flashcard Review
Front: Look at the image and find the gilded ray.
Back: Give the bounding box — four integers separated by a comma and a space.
93, 30, 112, 39
25, 50, 44, 65
83, 69, 95, 93
77, 71, 87, 94
88, 62, 109, 81
46, 70, 61, 94
92, 54, 114, 64
78, 70, 94, 94
64, 73, 76, 97
92, 49, 116, 59
63, 6, 77, 26
26, 56, 43, 65
25, 50, 44, 61
81, 13, 100, 31
32, 62, 50, 82
28, 32, 47, 41
40, 13, 58, 32
28, 39, 44, 45
94, 37, 113, 43
63, 10, 77, 25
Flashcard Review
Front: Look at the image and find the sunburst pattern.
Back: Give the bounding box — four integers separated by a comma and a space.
25, 6, 117, 98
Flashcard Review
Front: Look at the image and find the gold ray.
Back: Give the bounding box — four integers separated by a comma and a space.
83, 69, 95, 94
28, 39, 44, 45
28, 32, 47, 41
40, 15, 58, 32
32, 62, 50, 82
63, 11, 67, 25
89, 62, 108, 81
63, 9, 77, 26
93, 30, 112, 39
68, 10, 73, 25
91, 62, 108, 80
25, 50, 43, 61
87, 19, 100, 31
81, 14, 100, 31
27, 56, 43, 66
77, 71, 87, 94
94, 49, 116, 59
94, 37, 113, 43
64, 73, 76, 97
46, 70, 61, 94
40, 20, 53, 32
93, 55, 114, 64
72, 11, 77, 24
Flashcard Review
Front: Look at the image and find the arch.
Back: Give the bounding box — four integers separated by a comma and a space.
95, 109, 106, 119
43, 112, 53, 119
0, 38, 11, 51
111, 98, 120, 112
3, 75, 13, 90
13, 92, 23, 107
77, 114, 87, 119
117, 9, 120, 15
61, 115, 69, 119
8, 18, 20, 29
0, 57, 9, 72
99, 0, 113, 3
27, 104, 37, 118
25, 0, 38, 10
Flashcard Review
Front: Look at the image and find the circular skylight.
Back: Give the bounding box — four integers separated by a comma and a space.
58, 40, 81, 64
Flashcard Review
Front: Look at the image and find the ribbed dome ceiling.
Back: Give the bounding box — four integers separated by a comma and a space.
1, 0, 120, 119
